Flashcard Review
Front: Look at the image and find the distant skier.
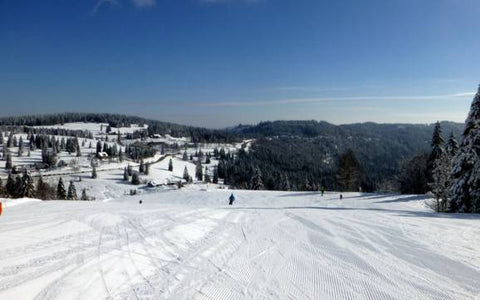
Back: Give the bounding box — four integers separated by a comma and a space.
228, 193, 235, 205
320, 187, 325, 197
139, 200, 143, 204
340, 193, 343, 200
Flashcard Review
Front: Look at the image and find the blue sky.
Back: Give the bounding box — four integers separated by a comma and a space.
1, 0, 479, 128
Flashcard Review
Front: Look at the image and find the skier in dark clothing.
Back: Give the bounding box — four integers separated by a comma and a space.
340, 194, 343, 200
228, 193, 235, 205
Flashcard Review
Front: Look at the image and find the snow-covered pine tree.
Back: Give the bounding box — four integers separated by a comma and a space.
76, 143, 81, 157
429, 152, 452, 212
250, 168, 264, 190
67, 181, 77, 200
118, 148, 123, 162
427, 121, 445, 183
123, 167, 129, 180
57, 177, 67, 200
204, 166, 211, 183
446, 132, 459, 157
5, 154, 12, 170
195, 160, 203, 181
22, 170, 35, 198
14, 176, 23, 198
280, 174, 291, 191
182, 151, 188, 161
183, 166, 190, 181
81, 188, 88, 200
6, 173, 15, 197
212, 167, 219, 184
92, 165, 97, 179
449, 85, 480, 213
131, 172, 140, 185
168, 158, 173, 171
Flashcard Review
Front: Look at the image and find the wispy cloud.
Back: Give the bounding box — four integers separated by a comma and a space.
131, 0, 156, 8
266, 86, 348, 92
92, 0, 119, 14
150, 92, 475, 108
452, 92, 475, 97
92, 0, 154, 14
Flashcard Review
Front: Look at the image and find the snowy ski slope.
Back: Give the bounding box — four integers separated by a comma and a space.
0, 189, 479, 299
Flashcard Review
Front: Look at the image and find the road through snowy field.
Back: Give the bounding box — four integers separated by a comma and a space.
1, 190, 479, 299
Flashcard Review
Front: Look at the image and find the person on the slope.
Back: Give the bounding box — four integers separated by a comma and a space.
229, 193, 235, 205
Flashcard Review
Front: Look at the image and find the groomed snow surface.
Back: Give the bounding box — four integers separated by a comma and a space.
1, 189, 479, 300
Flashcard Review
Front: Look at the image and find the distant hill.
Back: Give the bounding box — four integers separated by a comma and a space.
0, 112, 239, 143
225, 120, 464, 191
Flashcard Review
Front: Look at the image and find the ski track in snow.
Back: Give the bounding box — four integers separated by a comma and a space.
1, 190, 480, 299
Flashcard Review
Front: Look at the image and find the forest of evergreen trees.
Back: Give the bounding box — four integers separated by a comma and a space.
0, 113, 240, 143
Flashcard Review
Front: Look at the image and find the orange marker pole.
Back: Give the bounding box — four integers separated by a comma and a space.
0, 202, 3, 216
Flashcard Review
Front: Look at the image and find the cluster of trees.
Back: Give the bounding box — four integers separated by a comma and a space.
1, 132, 87, 169
125, 142, 155, 160
0, 113, 239, 143
434, 86, 480, 213
123, 161, 149, 185
399, 86, 480, 213
1, 171, 89, 200
25, 127, 94, 139
96, 140, 122, 160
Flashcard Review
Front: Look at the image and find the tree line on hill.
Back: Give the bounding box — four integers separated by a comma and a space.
0, 113, 240, 143
0, 170, 89, 201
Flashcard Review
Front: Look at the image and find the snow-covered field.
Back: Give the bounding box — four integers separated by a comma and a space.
1, 190, 479, 299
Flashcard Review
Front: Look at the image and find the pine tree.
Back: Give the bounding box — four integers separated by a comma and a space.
36, 176, 53, 200
204, 166, 211, 183
183, 166, 190, 181
5, 154, 12, 170
168, 158, 173, 171
182, 151, 188, 161
139, 160, 145, 173
212, 167, 219, 184
67, 181, 77, 200
338, 149, 361, 191
123, 167, 129, 181
427, 121, 445, 184
118, 148, 123, 162
144, 163, 150, 175
92, 165, 97, 179
280, 174, 291, 191
76, 144, 81, 157
195, 160, 203, 181
429, 152, 452, 212
96, 141, 102, 157
304, 177, 312, 191
446, 132, 459, 157
6, 173, 15, 197
81, 188, 88, 200
22, 170, 35, 198
57, 177, 67, 200
14, 176, 23, 198
449, 85, 480, 213
131, 172, 140, 185
250, 168, 264, 190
